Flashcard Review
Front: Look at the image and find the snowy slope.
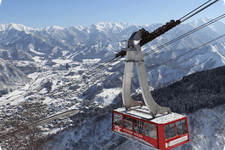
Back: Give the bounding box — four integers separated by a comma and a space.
0, 57, 30, 91
0, 18, 224, 60
116, 104, 225, 150
142, 42, 225, 87
43, 104, 225, 150
0, 18, 225, 149
0, 19, 222, 90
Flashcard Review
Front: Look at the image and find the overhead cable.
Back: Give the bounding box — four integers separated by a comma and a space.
151, 33, 225, 68
143, 13, 225, 57
179, 0, 212, 21
180, 0, 219, 22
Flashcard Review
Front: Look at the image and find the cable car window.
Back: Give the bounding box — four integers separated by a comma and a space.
176, 119, 187, 135
114, 113, 122, 119
134, 120, 145, 135
181, 119, 185, 124
124, 120, 133, 130
145, 127, 157, 139
123, 116, 133, 122
145, 123, 156, 129
134, 119, 144, 125
164, 123, 176, 140
114, 115, 122, 126
169, 123, 174, 128
176, 120, 181, 126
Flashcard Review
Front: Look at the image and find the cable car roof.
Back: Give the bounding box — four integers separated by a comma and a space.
114, 106, 186, 124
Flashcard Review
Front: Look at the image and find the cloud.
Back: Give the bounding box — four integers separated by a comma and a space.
224, 0, 225, 4
0, 0, 2, 5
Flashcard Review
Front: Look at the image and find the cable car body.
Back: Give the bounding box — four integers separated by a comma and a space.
112, 28, 190, 149
112, 106, 190, 150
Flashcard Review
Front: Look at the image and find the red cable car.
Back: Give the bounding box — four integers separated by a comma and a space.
112, 106, 190, 150
112, 29, 190, 149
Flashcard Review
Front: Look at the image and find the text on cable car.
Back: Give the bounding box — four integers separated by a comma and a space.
134, 132, 144, 138
123, 128, 133, 135
168, 135, 188, 147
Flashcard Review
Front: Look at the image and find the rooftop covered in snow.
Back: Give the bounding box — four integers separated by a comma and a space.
114, 106, 186, 124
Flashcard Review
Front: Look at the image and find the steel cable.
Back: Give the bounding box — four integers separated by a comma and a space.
180, 0, 219, 22
148, 33, 225, 69
59, 13, 225, 96
143, 13, 225, 57
49, 1, 221, 96
179, 0, 212, 21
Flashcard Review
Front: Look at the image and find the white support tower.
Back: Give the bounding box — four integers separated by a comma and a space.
122, 30, 170, 117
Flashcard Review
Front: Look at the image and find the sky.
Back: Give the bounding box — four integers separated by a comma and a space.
0, 0, 224, 29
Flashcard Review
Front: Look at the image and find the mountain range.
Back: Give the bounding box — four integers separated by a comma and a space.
0, 17, 225, 149
0, 18, 224, 92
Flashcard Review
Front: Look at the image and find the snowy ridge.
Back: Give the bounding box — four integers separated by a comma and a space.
190, 17, 225, 34
0, 23, 34, 32
0, 18, 225, 149
0, 57, 30, 91
0, 18, 224, 63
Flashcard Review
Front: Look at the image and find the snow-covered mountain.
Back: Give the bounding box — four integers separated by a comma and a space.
43, 64, 225, 150
144, 42, 225, 87
0, 18, 224, 90
0, 18, 224, 60
190, 17, 225, 34
0, 18, 225, 149
0, 57, 29, 92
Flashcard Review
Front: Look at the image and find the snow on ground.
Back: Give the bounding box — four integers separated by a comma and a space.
94, 88, 121, 105
67, 103, 81, 110
51, 79, 63, 92
47, 128, 61, 135
33, 56, 41, 62
184, 104, 225, 150
40, 126, 63, 136
43, 97, 57, 104
33, 56, 46, 64
39, 88, 48, 94
0, 89, 26, 105
43, 103, 225, 150
52, 58, 73, 64
29, 48, 45, 55
0, 72, 48, 105
116, 104, 225, 150
43, 113, 122, 150
62, 50, 70, 56
82, 59, 101, 63
13, 60, 32, 67
27, 72, 41, 80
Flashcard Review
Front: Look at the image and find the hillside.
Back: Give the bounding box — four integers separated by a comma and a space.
0, 19, 225, 92
44, 65, 225, 150
152, 65, 225, 114
0, 57, 30, 92
0, 19, 225, 149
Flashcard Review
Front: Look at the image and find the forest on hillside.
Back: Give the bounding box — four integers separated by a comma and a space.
133, 65, 225, 114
